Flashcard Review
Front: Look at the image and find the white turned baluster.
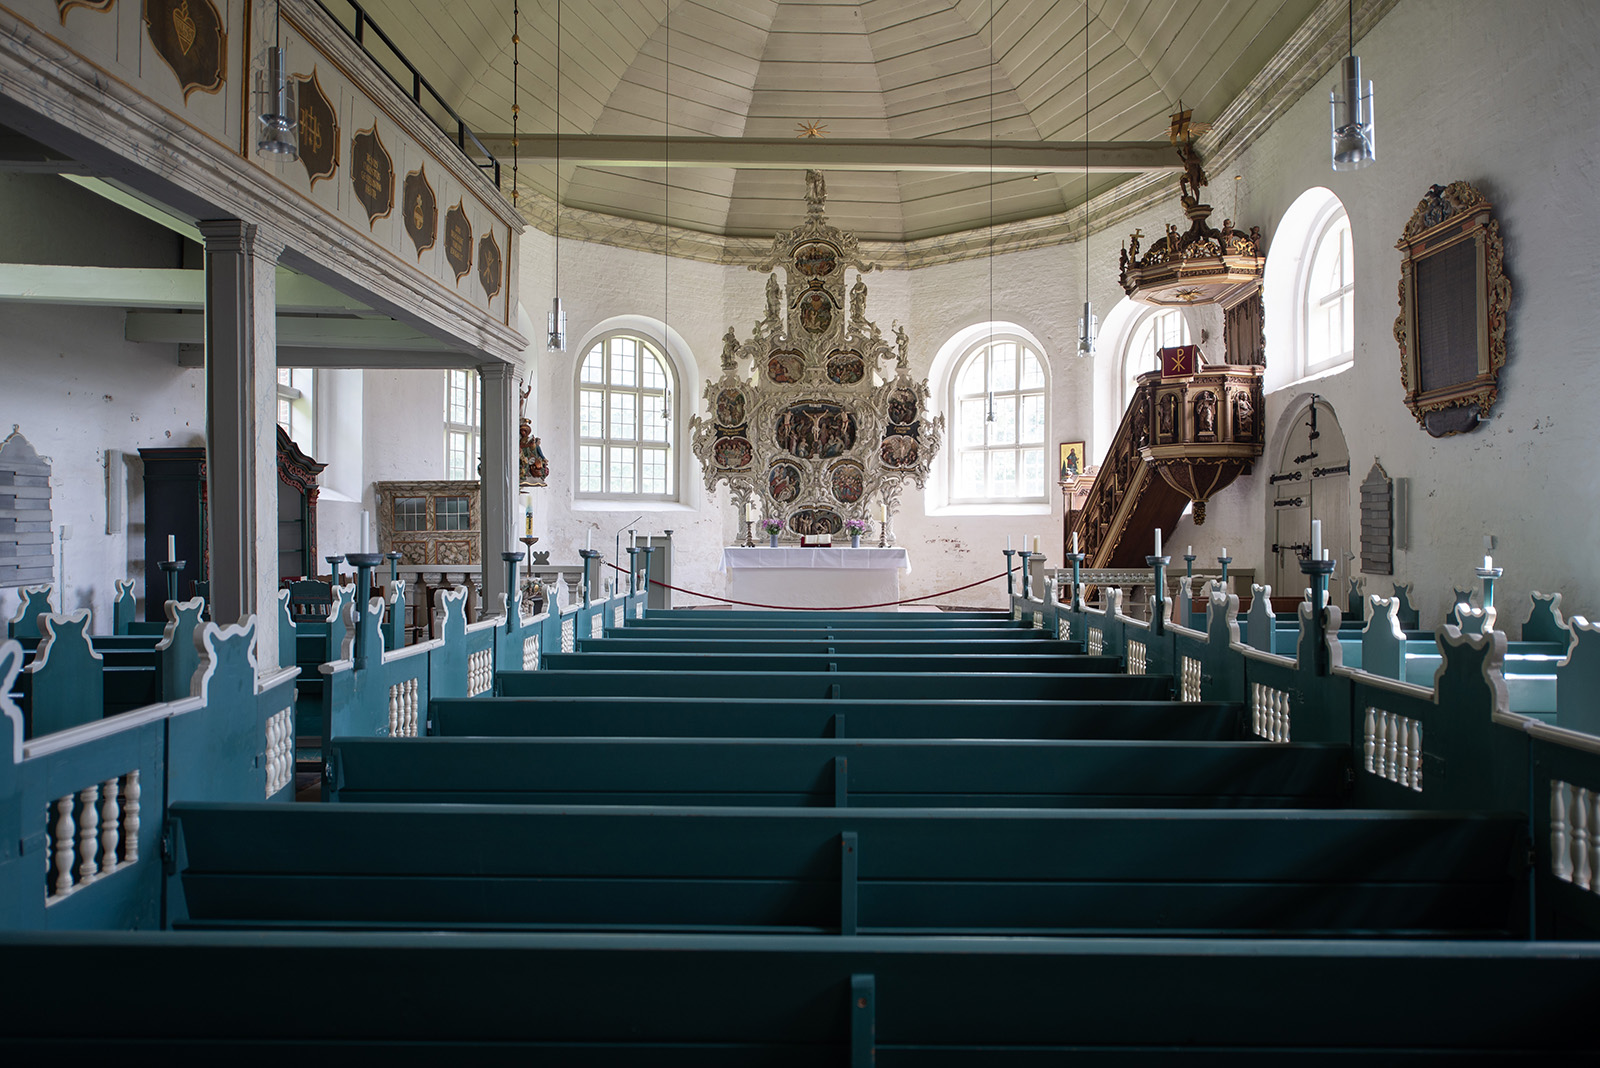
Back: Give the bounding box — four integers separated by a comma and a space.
1590, 790, 1600, 896
1374, 714, 1389, 779
1408, 721, 1424, 792
1553, 781, 1573, 882
1396, 716, 1411, 788
122, 772, 140, 864
99, 778, 121, 874
52, 796, 75, 896
1573, 788, 1591, 891
1386, 713, 1402, 782
1363, 708, 1376, 772
76, 785, 99, 884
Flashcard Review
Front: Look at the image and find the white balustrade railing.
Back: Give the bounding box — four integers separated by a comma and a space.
613, 605, 624, 628
1087, 627, 1104, 656
561, 617, 575, 653
387, 677, 420, 737
45, 770, 140, 905
1181, 656, 1202, 702
1551, 780, 1600, 893
467, 649, 493, 697
1364, 706, 1423, 791
1126, 640, 1148, 676
523, 633, 540, 671
264, 708, 294, 797
590, 614, 603, 639
1251, 682, 1292, 742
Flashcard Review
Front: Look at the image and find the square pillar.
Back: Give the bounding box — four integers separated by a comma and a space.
200, 219, 280, 674
478, 361, 517, 612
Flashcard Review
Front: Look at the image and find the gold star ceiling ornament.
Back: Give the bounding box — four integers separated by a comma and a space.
795, 120, 829, 139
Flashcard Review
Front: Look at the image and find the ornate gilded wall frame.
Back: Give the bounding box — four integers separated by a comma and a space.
1394, 181, 1511, 437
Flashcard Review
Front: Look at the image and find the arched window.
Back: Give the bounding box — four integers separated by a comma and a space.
1120, 308, 1190, 412
1304, 209, 1354, 373
577, 332, 675, 499
949, 335, 1048, 503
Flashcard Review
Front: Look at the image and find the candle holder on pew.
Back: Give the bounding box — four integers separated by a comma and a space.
1299, 557, 1338, 674
1475, 563, 1504, 615
384, 551, 403, 585
625, 544, 642, 595
345, 552, 384, 670
1064, 551, 1086, 610
326, 554, 345, 588
1002, 549, 1018, 597
518, 536, 541, 614
578, 549, 603, 607
157, 559, 185, 607
1217, 554, 1233, 593
1146, 555, 1171, 636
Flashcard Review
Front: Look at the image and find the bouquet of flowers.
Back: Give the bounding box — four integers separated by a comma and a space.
843, 519, 868, 534
760, 518, 785, 534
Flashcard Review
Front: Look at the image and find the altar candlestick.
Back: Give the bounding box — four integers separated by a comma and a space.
879, 502, 886, 522
167, 535, 175, 562
1310, 520, 1322, 562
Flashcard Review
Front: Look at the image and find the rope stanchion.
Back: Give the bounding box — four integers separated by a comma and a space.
601, 560, 1010, 611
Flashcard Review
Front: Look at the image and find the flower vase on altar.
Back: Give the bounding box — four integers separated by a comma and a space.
851, 534, 861, 548
769, 533, 780, 548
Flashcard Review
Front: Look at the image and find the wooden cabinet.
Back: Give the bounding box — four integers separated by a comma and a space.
374, 480, 481, 565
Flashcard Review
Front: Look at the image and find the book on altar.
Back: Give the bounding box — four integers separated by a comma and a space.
801, 534, 833, 547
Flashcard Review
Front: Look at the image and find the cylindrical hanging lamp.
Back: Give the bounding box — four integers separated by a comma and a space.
1329, 3, 1375, 171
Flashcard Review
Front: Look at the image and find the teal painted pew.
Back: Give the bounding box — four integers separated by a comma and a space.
5, 932, 1598, 1058
632, 609, 1022, 628
327, 736, 1352, 807
494, 669, 1174, 702
427, 696, 1245, 740
166, 802, 1521, 938
603, 625, 1059, 642
539, 651, 1119, 674
579, 637, 1079, 656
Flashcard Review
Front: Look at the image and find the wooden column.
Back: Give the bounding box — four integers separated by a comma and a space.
478, 361, 517, 613
200, 219, 280, 674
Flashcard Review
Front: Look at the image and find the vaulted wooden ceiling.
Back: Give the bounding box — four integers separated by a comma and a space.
352, 0, 1323, 241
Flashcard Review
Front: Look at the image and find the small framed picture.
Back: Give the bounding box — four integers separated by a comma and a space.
1059, 441, 1085, 481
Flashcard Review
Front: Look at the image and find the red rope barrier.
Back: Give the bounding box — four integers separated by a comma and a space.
600, 560, 1009, 611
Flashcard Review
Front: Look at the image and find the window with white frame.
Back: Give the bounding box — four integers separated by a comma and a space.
1120, 308, 1191, 413
577, 333, 675, 499
950, 335, 1048, 503
1304, 209, 1354, 373
444, 369, 481, 481
276, 367, 314, 452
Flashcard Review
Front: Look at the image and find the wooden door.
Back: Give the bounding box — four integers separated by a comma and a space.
1270, 400, 1350, 600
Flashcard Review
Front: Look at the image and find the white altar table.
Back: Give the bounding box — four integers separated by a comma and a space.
719, 546, 912, 610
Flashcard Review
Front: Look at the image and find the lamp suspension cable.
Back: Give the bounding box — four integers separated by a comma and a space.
1077, 0, 1096, 357
510, 0, 519, 206
662, 0, 670, 454
547, 0, 567, 350
985, 0, 994, 422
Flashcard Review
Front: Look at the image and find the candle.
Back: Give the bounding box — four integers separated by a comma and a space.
1071, 531, 1078, 553
879, 501, 887, 522
586, 530, 592, 551
361, 510, 370, 553
1154, 529, 1161, 557
1186, 545, 1192, 558
1032, 535, 1040, 554
167, 534, 175, 562
1484, 554, 1493, 570
744, 502, 753, 522
525, 505, 533, 537
1007, 535, 1012, 550
1322, 549, 1330, 562
1222, 547, 1228, 559
1310, 520, 1321, 562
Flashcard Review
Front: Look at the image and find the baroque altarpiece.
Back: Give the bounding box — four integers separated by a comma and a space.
690, 173, 942, 540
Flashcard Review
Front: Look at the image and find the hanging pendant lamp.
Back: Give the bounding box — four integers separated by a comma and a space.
255, 0, 297, 158
1077, 2, 1096, 357
547, 0, 567, 351
1330, 0, 1375, 171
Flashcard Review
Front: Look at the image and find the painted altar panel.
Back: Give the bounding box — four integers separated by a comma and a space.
690, 171, 942, 541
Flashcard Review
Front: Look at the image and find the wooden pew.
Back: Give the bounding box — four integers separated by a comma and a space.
327, 736, 1352, 807
493, 669, 1173, 701
539, 651, 1120, 674
602, 625, 1059, 642
166, 801, 1523, 938
627, 610, 1022, 628
580, 637, 1075, 656
427, 696, 1242, 740
6, 932, 1597, 1058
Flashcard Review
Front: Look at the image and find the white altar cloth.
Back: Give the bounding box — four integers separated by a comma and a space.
719, 547, 911, 610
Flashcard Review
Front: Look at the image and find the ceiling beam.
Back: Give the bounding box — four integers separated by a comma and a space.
126, 311, 458, 352
0, 264, 374, 314
480, 134, 1181, 173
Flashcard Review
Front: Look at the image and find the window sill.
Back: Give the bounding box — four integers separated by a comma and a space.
1282, 360, 1354, 391
929, 502, 1053, 517
572, 499, 694, 513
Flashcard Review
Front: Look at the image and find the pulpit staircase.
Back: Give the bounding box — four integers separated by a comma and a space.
5, 606, 1598, 1057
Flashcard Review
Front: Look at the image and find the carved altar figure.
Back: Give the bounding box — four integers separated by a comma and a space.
688, 171, 942, 541
517, 381, 548, 488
